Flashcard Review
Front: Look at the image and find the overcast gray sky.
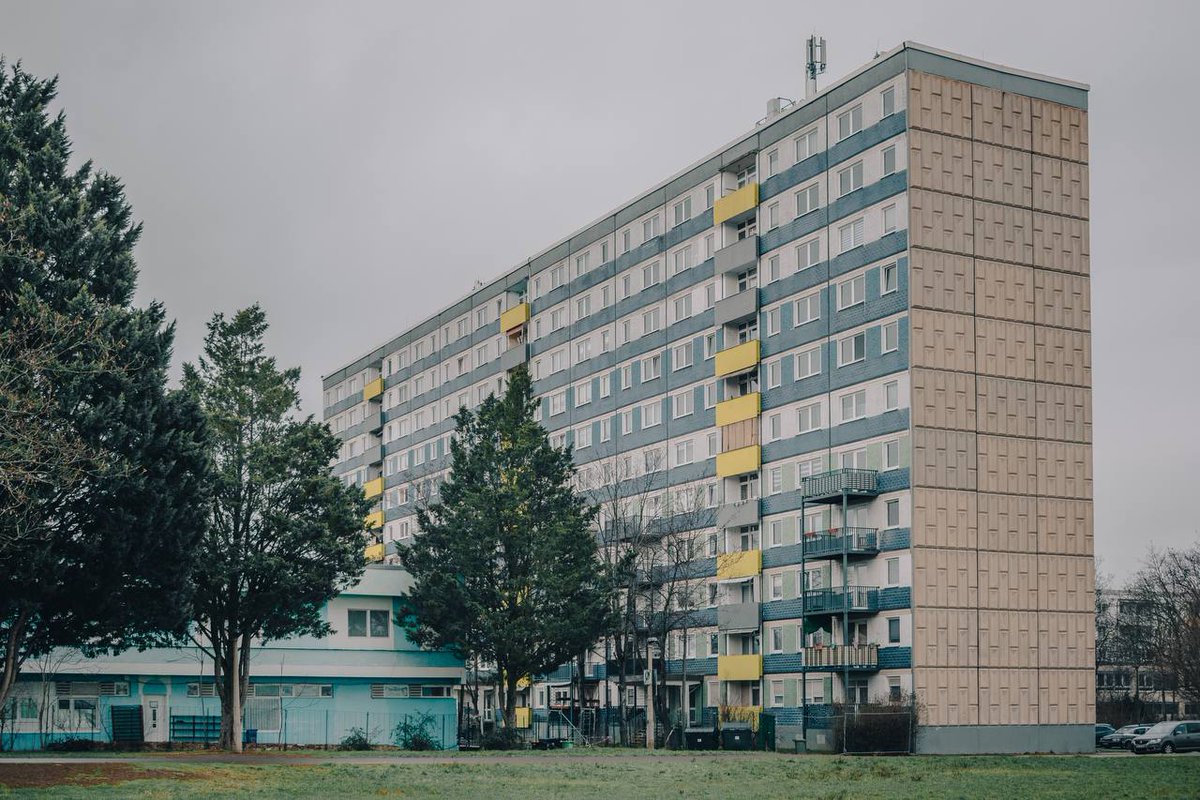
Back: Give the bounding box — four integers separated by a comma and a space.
3, 0, 1197, 577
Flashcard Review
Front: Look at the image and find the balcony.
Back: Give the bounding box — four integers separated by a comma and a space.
714, 236, 758, 276
714, 339, 760, 378
364, 542, 385, 562
499, 342, 528, 372
713, 183, 759, 227
364, 510, 385, 530
363, 444, 383, 466
804, 586, 879, 615
716, 499, 760, 530
716, 549, 761, 580
714, 289, 759, 328
363, 377, 384, 403
718, 602, 760, 632
363, 476, 384, 500
800, 528, 879, 560
717, 653, 762, 681
500, 303, 530, 335
715, 392, 761, 427
716, 444, 760, 478
363, 410, 382, 433
803, 644, 880, 671
800, 469, 879, 504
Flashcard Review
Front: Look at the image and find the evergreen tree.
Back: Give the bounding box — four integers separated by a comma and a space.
0, 61, 209, 714
400, 365, 611, 732
183, 305, 368, 750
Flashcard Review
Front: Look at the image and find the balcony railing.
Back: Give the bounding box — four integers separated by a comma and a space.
800, 528, 879, 559
803, 644, 880, 670
800, 469, 879, 503
803, 586, 879, 614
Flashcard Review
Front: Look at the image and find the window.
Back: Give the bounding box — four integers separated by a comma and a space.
622, 229, 631, 253
550, 349, 566, 373
768, 520, 783, 548
673, 391, 694, 418
837, 275, 866, 309
674, 293, 693, 321
600, 417, 612, 442
642, 216, 660, 241
576, 382, 592, 407
767, 413, 782, 442
707, 432, 718, 457
768, 466, 782, 495
575, 252, 590, 277
795, 347, 821, 379
882, 262, 898, 293
551, 264, 566, 289
704, 233, 715, 259
576, 295, 592, 319
766, 360, 781, 389
882, 86, 895, 117
771, 627, 784, 654
600, 329, 612, 353
797, 402, 822, 433
673, 197, 692, 226
766, 149, 779, 177
672, 342, 693, 371
643, 261, 662, 288
675, 439, 694, 465
576, 425, 592, 449
736, 267, 758, 292
621, 409, 633, 435
767, 202, 779, 230
884, 439, 900, 469
796, 238, 820, 271
704, 382, 717, 409
599, 374, 611, 398
642, 354, 662, 382
795, 183, 819, 217
735, 163, 756, 188
882, 145, 897, 176
794, 128, 818, 161
886, 499, 900, 527
838, 333, 866, 366
703, 333, 716, 359
766, 307, 780, 336
793, 293, 820, 326
673, 246, 694, 274
840, 390, 866, 422
736, 218, 756, 240
838, 161, 864, 196
884, 380, 899, 411
550, 392, 566, 416
643, 308, 661, 333
621, 364, 632, 390
888, 615, 901, 643
767, 254, 780, 283
770, 573, 783, 599
348, 609, 390, 638
841, 448, 868, 469
642, 401, 662, 429
705, 184, 715, 209
888, 676, 902, 703
837, 104, 863, 140
882, 321, 899, 353
839, 218, 864, 252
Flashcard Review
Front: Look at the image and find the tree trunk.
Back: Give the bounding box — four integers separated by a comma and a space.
503, 671, 519, 732
0, 609, 31, 716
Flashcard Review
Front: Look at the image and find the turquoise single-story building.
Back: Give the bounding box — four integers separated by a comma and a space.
1, 566, 461, 750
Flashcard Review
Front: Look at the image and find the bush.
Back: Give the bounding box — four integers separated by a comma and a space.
392, 713, 439, 751
337, 727, 375, 750
480, 729, 524, 750
45, 737, 101, 752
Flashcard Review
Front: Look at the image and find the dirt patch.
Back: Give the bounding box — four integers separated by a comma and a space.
0, 762, 201, 789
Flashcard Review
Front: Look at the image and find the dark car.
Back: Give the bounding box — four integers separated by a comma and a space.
1095, 723, 1115, 745
1100, 724, 1150, 749
1132, 720, 1200, 753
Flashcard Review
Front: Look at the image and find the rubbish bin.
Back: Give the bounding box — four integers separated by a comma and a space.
793, 735, 807, 754
243, 728, 258, 745
685, 728, 718, 750
721, 724, 753, 751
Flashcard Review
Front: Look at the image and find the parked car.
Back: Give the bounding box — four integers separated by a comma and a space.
1100, 724, 1150, 749
1131, 720, 1200, 753
1095, 723, 1115, 745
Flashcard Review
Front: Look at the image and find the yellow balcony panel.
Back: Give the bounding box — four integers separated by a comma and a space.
716, 548, 761, 580
515, 706, 532, 728
364, 510, 385, 530
363, 477, 384, 500
712, 182, 759, 226
364, 542, 385, 562
717, 654, 763, 682
363, 377, 384, 402
716, 392, 761, 427
716, 444, 760, 478
500, 303, 530, 335
714, 340, 760, 378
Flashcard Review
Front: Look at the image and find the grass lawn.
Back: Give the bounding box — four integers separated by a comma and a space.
0, 752, 1197, 799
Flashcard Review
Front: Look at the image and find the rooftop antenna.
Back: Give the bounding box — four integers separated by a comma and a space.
805, 34, 827, 100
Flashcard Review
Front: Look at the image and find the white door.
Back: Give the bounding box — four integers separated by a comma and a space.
144, 699, 167, 743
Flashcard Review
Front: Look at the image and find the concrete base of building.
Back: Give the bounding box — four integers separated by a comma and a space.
916, 724, 1094, 754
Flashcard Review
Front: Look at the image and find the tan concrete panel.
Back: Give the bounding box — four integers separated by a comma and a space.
912, 487, 978, 549
909, 70, 972, 138
1038, 611, 1094, 670
1035, 326, 1092, 387
978, 550, 1038, 611
1037, 440, 1093, 499
912, 427, 978, 490
909, 248, 974, 314
1037, 497, 1094, 556
979, 610, 1038, 668
972, 85, 1033, 151
1032, 211, 1090, 274
913, 667, 979, 726
913, 607, 978, 668
912, 368, 976, 431
976, 317, 1035, 380
977, 376, 1036, 438
1035, 383, 1092, 443
913, 546, 978, 608
1031, 99, 1089, 163
1032, 156, 1089, 218
972, 142, 1032, 208
973, 200, 1033, 265
979, 668, 1039, 725
977, 491, 1037, 554
1034, 269, 1091, 331
909, 188, 974, 255
978, 434, 1037, 499
909, 129, 973, 195
1039, 668, 1095, 725
1037, 553, 1094, 612
911, 309, 976, 372
976, 260, 1035, 323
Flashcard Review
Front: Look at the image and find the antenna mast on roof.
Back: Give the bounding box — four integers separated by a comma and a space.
806, 34, 827, 100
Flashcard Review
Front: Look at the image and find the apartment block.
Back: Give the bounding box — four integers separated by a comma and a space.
323, 42, 1092, 753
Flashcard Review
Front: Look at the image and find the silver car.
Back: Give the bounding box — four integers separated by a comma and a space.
1131, 720, 1200, 754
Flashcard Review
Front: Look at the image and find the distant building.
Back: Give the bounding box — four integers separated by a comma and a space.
324, 41, 1093, 753
1, 566, 461, 750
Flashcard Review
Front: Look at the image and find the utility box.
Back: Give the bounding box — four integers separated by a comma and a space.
685, 727, 718, 750
721, 724, 753, 751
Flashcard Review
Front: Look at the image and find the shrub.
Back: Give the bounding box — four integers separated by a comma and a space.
45, 737, 100, 752
480, 729, 524, 750
392, 713, 440, 751
337, 727, 375, 751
